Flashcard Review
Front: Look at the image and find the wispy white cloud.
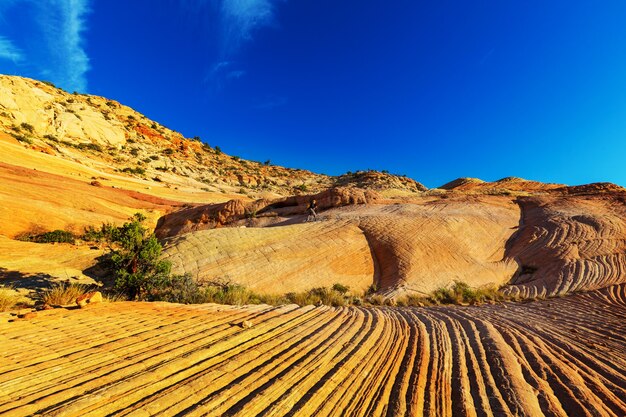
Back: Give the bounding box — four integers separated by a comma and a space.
35, 0, 92, 92
0, 35, 23, 63
220, 0, 279, 53
183, 0, 284, 87
0, 0, 91, 92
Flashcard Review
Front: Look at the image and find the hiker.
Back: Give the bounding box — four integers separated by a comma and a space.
306, 199, 318, 222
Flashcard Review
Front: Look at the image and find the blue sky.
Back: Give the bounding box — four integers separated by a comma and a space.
1, 1, 626, 188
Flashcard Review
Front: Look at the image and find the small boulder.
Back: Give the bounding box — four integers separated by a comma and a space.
18, 312, 37, 320
239, 320, 253, 329
76, 291, 103, 308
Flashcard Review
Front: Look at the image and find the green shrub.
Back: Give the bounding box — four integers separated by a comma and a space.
20, 122, 34, 133
82, 222, 118, 243
214, 146, 222, 154
122, 167, 146, 176
163, 148, 174, 155
110, 213, 172, 300
425, 281, 507, 305
22, 230, 76, 244
332, 283, 350, 295
77, 142, 103, 152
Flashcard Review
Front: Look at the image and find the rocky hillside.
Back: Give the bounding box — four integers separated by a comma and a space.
0, 75, 424, 199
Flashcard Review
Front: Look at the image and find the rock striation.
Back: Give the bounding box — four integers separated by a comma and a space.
162, 185, 626, 298
0, 284, 624, 416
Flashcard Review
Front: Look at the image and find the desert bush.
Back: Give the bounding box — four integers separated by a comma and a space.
214, 146, 222, 154
21, 229, 77, 244
0, 287, 21, 312
20, 122, 34, 133
367, 294, 385, 305
41, 283, 89, 306
427, 281, 507, 305
82, 222, 117, 243
10, 133, 33, 144
102, 292, 128, 302
163, 148, 174, 155
284, 286, 348, 307
142, 274, 205, 303
43, 134, 59, 143
332, 283, 350, 295
77, 142, 103, 152
122, 166, 146, 176
109, 214, 172, 300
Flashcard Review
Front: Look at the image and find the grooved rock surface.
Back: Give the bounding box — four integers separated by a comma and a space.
163, 220, 375, 293
163, 196, 521, 295
163, 186, 626, 298
504, 192, 626, 297
1, 285, 624, 416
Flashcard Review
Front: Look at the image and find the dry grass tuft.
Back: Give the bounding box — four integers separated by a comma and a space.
102, 292, 128, 302
0, 287, 22, 312
41, 283, 89, 306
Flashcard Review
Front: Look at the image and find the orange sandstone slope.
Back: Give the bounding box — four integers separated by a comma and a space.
0, 74, 423, 239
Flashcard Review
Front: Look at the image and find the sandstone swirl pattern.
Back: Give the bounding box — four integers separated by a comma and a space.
504, 190, 626, 297
162, 186, 626, 298
162, 196, 521, 296
0, 285, 624, 416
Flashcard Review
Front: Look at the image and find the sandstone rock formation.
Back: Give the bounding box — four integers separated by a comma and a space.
162, 185, 626, 298
155, 187, 380, 239
440, 176, 564, 194
504, 188, 626, 297
0, 284, 624, 416
162, 195, 520, 295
